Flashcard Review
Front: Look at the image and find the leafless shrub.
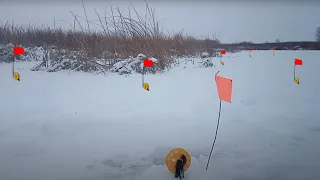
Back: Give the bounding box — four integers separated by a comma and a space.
0, 1, 220, 71
316, 27, 320, 42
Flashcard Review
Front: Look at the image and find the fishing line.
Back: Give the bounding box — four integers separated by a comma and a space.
293, 64, 296, 81
205, 70, 223, 170
205, 99, 222, 170
12, 55, 15, 76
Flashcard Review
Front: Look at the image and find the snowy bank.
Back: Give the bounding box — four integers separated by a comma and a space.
0, 44, 228, 75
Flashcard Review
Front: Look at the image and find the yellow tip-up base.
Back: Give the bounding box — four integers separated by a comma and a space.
13, 72, 20, 81
165, 148, 191, 173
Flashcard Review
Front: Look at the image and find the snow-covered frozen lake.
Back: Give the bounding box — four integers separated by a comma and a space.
0, 51, 319, 180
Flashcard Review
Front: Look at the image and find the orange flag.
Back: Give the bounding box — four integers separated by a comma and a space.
144, 59, 153, 67
13, 46, 24, 55
206, 72, 233, 171
215, 74, 232, 103
295, 59, 302, 65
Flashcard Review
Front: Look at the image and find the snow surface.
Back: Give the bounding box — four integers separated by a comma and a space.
0, 51, 320, 180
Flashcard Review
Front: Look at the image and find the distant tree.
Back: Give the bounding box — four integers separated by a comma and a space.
275, 38, 280, 43
316, 27, 320, 41
238, 41, 253, 45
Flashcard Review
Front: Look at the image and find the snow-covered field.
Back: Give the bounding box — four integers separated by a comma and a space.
0, 51, 319, 180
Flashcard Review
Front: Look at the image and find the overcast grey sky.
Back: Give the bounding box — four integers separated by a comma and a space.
1, 1, 320, 43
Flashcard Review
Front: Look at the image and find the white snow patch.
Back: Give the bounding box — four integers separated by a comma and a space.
0, 51, 319, 180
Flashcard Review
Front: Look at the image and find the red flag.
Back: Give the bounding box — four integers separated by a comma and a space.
13, 46, 24, 55
215, 75, 232, 103
295, 59, 302, 65
249, 48, 252, 51
144, 59, 153, 67
220, 50, 226, 55
273, 47, 276, 50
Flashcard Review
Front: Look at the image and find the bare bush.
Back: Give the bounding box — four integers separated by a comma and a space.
0, 1, 220, 71
316, 27, 320, 42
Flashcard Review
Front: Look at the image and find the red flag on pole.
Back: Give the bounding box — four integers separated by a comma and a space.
220, 50, 226, 55
144, 59, 153, 67
13, 46, 24, 55
249, 48, 252, 51
294, 59, 302, 65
